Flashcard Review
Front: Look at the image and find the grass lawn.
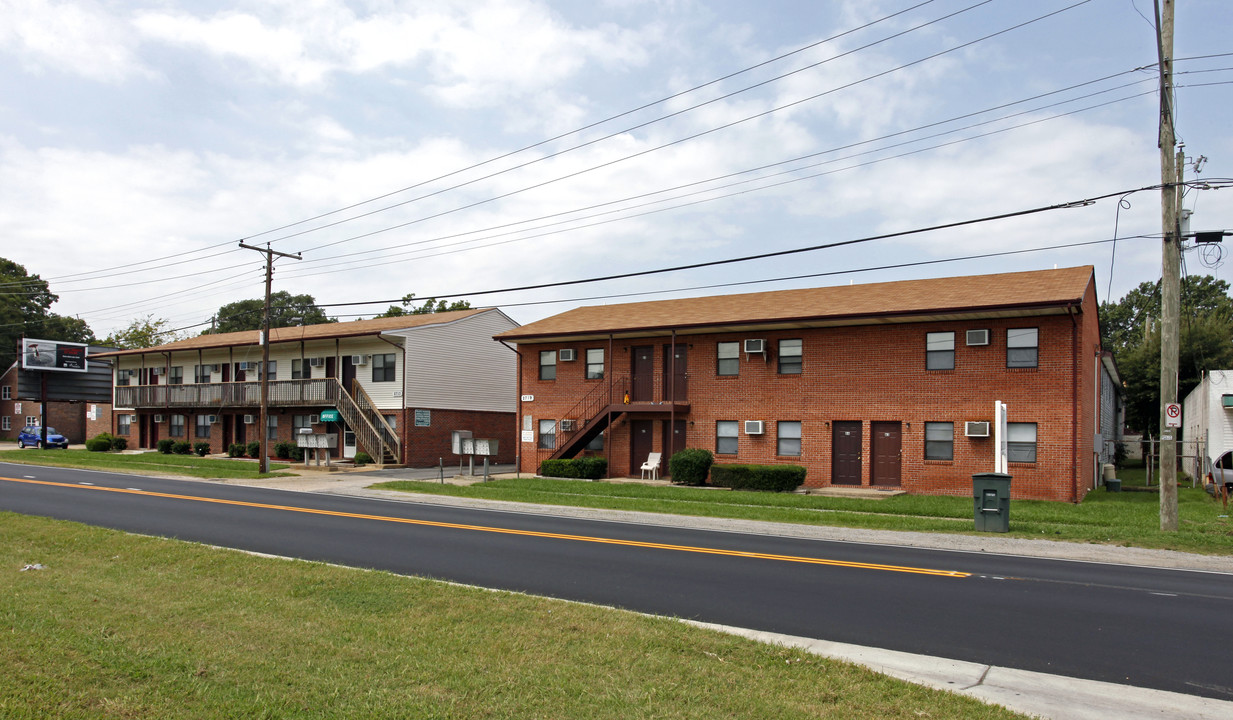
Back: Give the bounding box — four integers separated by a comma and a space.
373, 463, 1233, 556
0, 513, 1023, 719
0, 448, 291, 480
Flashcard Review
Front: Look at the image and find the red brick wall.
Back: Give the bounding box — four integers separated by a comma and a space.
515, 298, 1102, 502
87, 403, 113, 440
402, 408, 517, 467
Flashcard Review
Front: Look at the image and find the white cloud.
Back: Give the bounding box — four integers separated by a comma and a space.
0, 0, 150, 81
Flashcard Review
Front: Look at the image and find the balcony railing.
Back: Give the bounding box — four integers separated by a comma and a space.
115, 378, 340, 409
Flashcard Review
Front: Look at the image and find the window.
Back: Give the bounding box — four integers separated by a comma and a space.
382, 414, 397, 430
539, 350, 556, 380
1, 417, 9, 431
169, 366, 183, 385
1, 386, 9, 400
267, 415, 278, 441
116, 369, 131, 386
372, 353, 396, 382
778, 339, 802, 374
538, 419, 556, 449
777, 421, 802, 456
263, 360, 277, 381
717, 342, 739, 376
196, 415, 212, 438
25, 416, 40, 428
193, 365, 211, 383
1008, 423, 1037, 463
926, 332, 955, 370
925, 422, 954, 460
117, 415, 131, 435
716, 421, 739, 455
292, 359, 308, 380
170, 414, 186, 437
585, 348, 604, 379
293, 414, 313, 435
585, 432, 604, 451
1007, 328, 1039, 368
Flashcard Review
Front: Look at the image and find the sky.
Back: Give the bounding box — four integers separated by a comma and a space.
1, 0, 1231, 341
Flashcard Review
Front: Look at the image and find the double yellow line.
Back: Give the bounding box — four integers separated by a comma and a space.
3, 476, 971, 578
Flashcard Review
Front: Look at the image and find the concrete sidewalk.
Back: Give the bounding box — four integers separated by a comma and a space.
218, 465, 1233, 719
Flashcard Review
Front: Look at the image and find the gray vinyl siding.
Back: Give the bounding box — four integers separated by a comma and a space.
390, 309, 518, 413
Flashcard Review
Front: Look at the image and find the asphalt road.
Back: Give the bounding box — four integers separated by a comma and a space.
3, 463, 1232, 702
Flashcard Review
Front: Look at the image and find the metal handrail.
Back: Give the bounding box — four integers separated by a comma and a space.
349, 379, 401, 460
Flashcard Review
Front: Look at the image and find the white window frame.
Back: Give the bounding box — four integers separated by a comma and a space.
778, 339, 803, 375
777, 421, 802, 457
539, 350, 556, 380
926, 332, 955, 370
1007, 328, 1039, 368
925, 422, 954, 460
716, 420, 739, 455
1, 417, 9, 431
195, 415, 212, 439
717, 342, 739, 376
1, 385, 10, 400
538, 419, 556, 449
117, 414, 131, 435
1008, 422, 1038, 463
372, 353, 396, 382
585, 348, 605, 380
170, 414, 186, 437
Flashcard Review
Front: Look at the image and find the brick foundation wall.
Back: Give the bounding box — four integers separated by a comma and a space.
515, 303, 1103, 502
402, 408, 517, 467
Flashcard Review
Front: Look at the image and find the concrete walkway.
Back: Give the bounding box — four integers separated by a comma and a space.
216, 464, 1233, 719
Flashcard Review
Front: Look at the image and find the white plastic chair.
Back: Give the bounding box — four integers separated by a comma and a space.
640, 452, 662, 481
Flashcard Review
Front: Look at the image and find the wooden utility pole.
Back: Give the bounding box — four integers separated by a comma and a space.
1156, 0, 1179, 531
239, 242, 302, 474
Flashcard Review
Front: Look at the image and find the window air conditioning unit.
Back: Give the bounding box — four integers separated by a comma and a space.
743, 339, 766, 354
558, 349, 576, 362
308, 357, 325, 367
211, 364, 222, 372
965, 421, 991, 437
966, 329, 991, 346
153, 414, 165, 423
351, 354, 368, 366
151, 367, 164, 375
207, 415, 218, 424
237, 361, 254, 371
560, 419, 575, 431
309, 414, 320, 424
744, 420, 765, 435
243, 414, 255, 424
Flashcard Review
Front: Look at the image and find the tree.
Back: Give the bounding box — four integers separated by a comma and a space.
103, 315, 184, 349
209, 292, 335, 333
0, 257, 96, 369
375, 294, 473, 318
1109, 275, 1233, 435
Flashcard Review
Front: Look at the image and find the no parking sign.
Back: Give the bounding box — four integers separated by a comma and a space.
1164, 403, 1182, 428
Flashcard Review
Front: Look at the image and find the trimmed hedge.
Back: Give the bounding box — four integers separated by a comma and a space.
710, 464, 806, 492
539, 457, 608, 480
246, 442, 261, 458
193, 442, 211, 457
354, 451, 373, 466
85, 435, 113, 452
172, 441, 192, 455
227, 443, 246, 458
110, 436, 127, 451
157, 438, 175, 454
668, 448, 713, 486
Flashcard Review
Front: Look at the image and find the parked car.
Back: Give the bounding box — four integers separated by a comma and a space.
17, 426, 69, 449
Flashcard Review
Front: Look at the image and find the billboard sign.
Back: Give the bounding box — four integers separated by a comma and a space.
21, 338, 88, 373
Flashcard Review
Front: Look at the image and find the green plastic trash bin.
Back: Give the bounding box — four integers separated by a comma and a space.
1105, 478, 1122, 492
972, 473, 1012, 532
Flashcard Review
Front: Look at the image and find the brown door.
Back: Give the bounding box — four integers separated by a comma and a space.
660, 419, 686, 476
138, 414, 148, 449
325, 356, 336, 379
631, 420, 654, 475
631, 346, 654, 402
222, 415, 233, 450
662, 345, 688, 401
235, 417, 246, 444
871, 421, 902, 487
342, 355, 356, 394
831, 421, 862, 485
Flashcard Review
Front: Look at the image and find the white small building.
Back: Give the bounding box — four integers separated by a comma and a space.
1181, 370, 1233, 481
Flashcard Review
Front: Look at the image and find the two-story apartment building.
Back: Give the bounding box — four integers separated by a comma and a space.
495, 266, 1115, 502
95, 309, 518, 467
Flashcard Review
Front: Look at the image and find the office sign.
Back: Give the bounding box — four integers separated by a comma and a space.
21, 338, 88, 373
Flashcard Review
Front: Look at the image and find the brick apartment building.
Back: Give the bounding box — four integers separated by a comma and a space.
93, 309, 518, 467
1, 347, 115, 444
495, 266, 1119, 502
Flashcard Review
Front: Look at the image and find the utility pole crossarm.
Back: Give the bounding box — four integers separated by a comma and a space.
238, 242, 302, 474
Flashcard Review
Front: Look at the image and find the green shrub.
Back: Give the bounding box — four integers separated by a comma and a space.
247, 442, 261, 458
274, 442, 293, 459
227, 443, 246, 458
157, 438, 175, 454
194, 442, 211, 457
85, 437, 113, 452
289, 445, 305, 462
669, 448, 713, 486
538, 457, 608, 479
354, 451, 373, 466
172, 441, 192, 455
109, 436, 127, 451
710, 464, 806, 492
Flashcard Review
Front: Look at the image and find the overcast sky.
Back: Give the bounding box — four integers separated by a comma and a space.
2, 0, 1231, 340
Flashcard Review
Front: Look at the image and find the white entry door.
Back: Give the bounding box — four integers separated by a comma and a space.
343, 428, 357, 459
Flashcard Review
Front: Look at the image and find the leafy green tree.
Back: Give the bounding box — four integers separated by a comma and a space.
210, 292, 335, 333
0, 257, 96, 369
103, 315, 183, 349
375, 294, 472, 318
1101, 276, 1233, 357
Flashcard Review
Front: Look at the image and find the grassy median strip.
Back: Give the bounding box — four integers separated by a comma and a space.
373, 467, 1233, 556
0, 449, 291, 480
0, 513, 1023, 719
